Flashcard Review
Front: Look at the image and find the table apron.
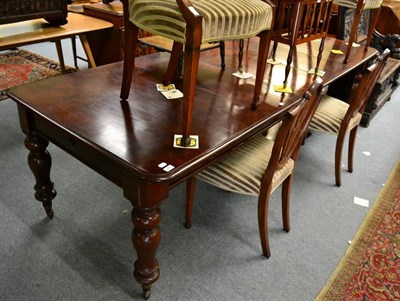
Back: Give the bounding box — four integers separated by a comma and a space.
17, 104, 170, 208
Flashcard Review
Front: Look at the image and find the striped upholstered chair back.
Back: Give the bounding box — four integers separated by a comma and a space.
333, 0, 384, 63
185, 78, 324, 258
309, 49, 390, 187
119, 0, 276, 147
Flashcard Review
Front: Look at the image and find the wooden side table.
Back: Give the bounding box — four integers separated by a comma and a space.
83, 1, 124, 65
82, 0, 154, 65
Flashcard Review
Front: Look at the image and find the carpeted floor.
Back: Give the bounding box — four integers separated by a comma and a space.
316, 160, 400, 300
0, 49, 77, 100
0, 41, 399, 300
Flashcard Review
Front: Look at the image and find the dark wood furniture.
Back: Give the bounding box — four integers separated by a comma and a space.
370, 0, 400, 57
361, 56, 400, 127
185, 78, 324, 258
364, 0, 400, 127
82, 0, 154, 66
336, 6, 371, 43
270, 0, 334, 87
82, 1, 124, 65
334, 0, 400, 126
372, 0, 400, 57
309, 49, 390, 186
334, 0, 382, 63
0, 0, 68, 25
7, 38, 377, 299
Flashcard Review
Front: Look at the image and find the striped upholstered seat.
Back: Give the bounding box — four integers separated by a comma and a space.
185, 78, 324, 258
333, 0, 383, 9
129, 0, 274, 44
197, 135, 295, 196
333, 0, 383, 63
309, 95, 362, 134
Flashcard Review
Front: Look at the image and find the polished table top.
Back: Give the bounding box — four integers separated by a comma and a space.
9, 38, 377, 183
7, 37, 378, 299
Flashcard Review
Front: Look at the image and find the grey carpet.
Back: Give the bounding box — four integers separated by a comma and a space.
0, 41, 399, 301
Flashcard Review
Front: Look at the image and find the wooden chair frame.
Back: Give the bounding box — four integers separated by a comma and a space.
270, 0, 333, 87
335, 0, 382, 63
185, 78, 324, 257
310, 49, 390, 186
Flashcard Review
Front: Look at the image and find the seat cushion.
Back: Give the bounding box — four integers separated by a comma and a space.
309, 95, 362, 134
197, 135, 294, 196
265, 121, 281, 141
129, 0, 274, 44
333, 0, 383, 10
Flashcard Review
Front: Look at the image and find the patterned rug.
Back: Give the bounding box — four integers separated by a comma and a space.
0, 49, 77, 101
316, 160, 400, 300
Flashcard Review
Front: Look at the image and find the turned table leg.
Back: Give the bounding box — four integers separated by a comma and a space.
131, 206, 161, 299
24, 133, 57, 218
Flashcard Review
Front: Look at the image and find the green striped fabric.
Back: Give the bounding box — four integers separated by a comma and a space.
333, 0, 383, 10
129, 0, 274, 44
197, 135, 294, 196
309, 95, 362, 134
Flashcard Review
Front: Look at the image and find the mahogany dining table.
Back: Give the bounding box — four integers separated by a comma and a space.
7, 37, 378, 299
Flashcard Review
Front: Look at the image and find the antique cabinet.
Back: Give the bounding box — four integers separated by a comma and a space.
361, 57, 400, 127
0, 0, 68, 25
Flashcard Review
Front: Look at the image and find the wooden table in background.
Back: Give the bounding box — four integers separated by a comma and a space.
82, 1, 125, 65
0, 13, 113, 71
7, 37, 378, 299
82, 0, 156, 65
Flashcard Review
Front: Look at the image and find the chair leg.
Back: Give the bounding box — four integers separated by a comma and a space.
180, 43, 201, 146
281, 174, 293, 233
238, 39, 244, 72
271, 41, 278, 61
335, 130, 347, 187
163, 41, 184, 86
185, 177, 197, 229
219, 41, 226, 70
343, 4, 363, 64
283, 45, 295, 88
251, 30, 272, 110
364, 8, 381, 51
120, 22, 139, 100
348, 126, 358, 173
79, 34, 96, 68
282, 1, 302, 88
315, 37, 327, 74
258, 185, 273, 258
55, 39, 66, 74
71, 36, 79, 69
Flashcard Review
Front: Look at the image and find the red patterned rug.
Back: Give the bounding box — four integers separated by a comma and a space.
0, 49, 77, 101
316, 161, 400, 300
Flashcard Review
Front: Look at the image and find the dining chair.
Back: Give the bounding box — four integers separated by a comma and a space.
309, 49, 390, 187
269, 0, 334, 88
185, 77, 324, 258
333, 0, 383, 63
119, 0, 276, 147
